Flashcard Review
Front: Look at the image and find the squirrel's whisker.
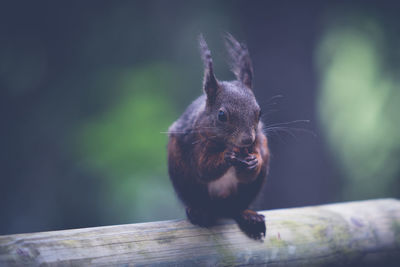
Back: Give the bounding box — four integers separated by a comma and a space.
161, 129, 218, 135
264, 119, 310, 128
263, 126, 316, 138
192, 135, 218, 145
259, 94, 284, 106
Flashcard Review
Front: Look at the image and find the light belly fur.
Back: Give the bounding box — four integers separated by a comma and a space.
208, 167, 239, 198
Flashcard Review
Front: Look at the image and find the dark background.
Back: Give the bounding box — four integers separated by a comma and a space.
1, 0, 400, 235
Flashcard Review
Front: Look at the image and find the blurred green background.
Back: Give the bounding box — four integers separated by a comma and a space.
1, 0, 400, 235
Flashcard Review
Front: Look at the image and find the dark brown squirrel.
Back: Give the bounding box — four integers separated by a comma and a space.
167, 33, 270, 239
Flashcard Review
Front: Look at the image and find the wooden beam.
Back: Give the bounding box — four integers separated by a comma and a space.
1, 199, 400, 266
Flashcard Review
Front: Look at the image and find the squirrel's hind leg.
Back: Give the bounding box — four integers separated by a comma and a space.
186, 207, 216, 227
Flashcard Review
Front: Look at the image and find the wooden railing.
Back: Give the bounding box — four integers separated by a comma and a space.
1, 199, 400, 266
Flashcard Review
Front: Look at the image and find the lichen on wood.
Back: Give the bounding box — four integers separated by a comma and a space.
0, 199, 399, 266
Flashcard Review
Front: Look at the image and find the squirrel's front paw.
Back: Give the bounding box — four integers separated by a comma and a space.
227, 153, 258, 170
243, 155, 258, 170
224, 150, 240, 165
235, 209, 266, 240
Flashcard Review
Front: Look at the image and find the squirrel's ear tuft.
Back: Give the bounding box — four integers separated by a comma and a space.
224, 33, 254, 90
199, 34, 219, 104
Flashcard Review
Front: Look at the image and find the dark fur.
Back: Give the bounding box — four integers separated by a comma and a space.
168, 34, 270, 239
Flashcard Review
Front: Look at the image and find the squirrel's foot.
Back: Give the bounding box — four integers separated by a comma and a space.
235, 209, 266, 240
186, 207, 215, 227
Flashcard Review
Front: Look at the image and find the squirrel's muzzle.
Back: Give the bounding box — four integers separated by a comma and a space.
237, 130, 256, 147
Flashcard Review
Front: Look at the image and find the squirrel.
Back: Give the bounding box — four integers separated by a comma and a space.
167, 33, 270, 239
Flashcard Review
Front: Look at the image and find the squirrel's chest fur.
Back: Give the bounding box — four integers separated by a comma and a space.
207, 167, 239, 199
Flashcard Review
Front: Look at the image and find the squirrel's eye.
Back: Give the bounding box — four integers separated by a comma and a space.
218, 110, 227, 122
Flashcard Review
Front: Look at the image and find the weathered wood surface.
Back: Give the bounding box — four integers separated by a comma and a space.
0, 199, 399, 266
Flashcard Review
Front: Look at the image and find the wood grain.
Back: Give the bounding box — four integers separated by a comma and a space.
1, 199, 400, 266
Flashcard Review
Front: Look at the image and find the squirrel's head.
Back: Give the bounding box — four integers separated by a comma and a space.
198, 34, 261, 148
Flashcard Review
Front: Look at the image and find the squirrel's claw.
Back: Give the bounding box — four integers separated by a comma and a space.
244, 156, 258, 170
235, 209, 266, 240
225, 150, 259, 170
224, 150, 240, 165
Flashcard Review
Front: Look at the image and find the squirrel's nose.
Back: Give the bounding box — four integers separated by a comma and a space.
240, 136, 254, 146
